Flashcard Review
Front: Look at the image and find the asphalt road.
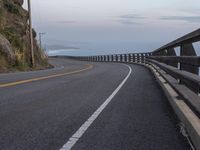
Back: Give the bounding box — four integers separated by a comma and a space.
0, 58, 190, 150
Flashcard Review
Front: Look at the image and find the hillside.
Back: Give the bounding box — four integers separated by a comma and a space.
0, 0, 49, 72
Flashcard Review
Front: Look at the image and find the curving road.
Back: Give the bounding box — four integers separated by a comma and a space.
0, 57, 190, 150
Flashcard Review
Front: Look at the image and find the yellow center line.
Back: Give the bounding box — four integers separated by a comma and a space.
0, 64, 93, 88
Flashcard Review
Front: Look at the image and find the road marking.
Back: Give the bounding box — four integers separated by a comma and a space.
60, 64, 132, 150
0, 65, 93, 88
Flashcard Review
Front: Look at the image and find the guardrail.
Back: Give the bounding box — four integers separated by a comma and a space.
70, 28, 200, 119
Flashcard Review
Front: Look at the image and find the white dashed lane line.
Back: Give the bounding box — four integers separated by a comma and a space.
60, 64, 132, 150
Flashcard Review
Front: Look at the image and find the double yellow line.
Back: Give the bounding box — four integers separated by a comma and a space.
0, 65, 93, 88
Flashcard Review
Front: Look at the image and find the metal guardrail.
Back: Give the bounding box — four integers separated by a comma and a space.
69, 28, 200, 118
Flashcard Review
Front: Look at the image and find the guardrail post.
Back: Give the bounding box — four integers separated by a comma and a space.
141, 53, 144, 63
132, 54, 135, 62
124, 54, 126, 62
124, 54, 127, 62
119, 55, 121, 62
143, 53, 147, 63
136, 54, 139, 63
130, 54, 133, 62
128, 54, 131, 62
180, 43, 199, 93
126, 54, 129, 62
180, 43, 198, 74
166, 48, 178, 67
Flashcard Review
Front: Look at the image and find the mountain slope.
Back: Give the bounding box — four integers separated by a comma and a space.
0, 0, 49, 72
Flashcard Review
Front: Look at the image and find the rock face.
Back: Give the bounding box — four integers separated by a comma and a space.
0, 34, 15, 64
0, 0, 49, 71
13, 0, 23, 6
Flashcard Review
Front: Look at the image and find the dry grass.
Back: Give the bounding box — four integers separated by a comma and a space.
0, 56, 9, 72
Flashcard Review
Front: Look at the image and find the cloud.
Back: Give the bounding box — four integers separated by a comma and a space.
45, 45, 80, 50
116, 20, 140, 25
181, 9, 200, 15
118, 14, 145, 19
115, 14, 145, 25
56, 21, 76, 24
160, 16, 200, 23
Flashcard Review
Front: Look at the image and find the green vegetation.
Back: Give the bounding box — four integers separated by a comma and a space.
0, 27, 24, 51
0, 7, 3, 17
3, 0, 19, 15
14, 59, 29, 71
0, 0, 50, 72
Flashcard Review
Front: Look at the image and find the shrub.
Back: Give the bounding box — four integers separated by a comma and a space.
3, 0, 19, 15
0, 27, 24, 51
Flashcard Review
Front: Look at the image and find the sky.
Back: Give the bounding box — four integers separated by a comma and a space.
23, 0, 200, 56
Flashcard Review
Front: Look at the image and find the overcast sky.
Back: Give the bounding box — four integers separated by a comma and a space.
24, 0, 200, 56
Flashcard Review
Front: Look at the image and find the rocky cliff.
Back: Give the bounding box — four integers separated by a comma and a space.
0, 0, 49, 72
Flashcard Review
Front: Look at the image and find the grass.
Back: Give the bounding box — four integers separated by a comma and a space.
0, 53, 9, 71
14, 60, 29, 71
0, 27, 24, 51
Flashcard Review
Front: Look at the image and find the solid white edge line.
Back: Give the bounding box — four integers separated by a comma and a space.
60, 64, 132, 150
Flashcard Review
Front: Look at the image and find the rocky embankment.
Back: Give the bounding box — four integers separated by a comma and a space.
0, 0, 50, 72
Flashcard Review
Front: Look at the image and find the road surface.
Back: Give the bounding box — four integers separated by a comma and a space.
0, 58, 190, 150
